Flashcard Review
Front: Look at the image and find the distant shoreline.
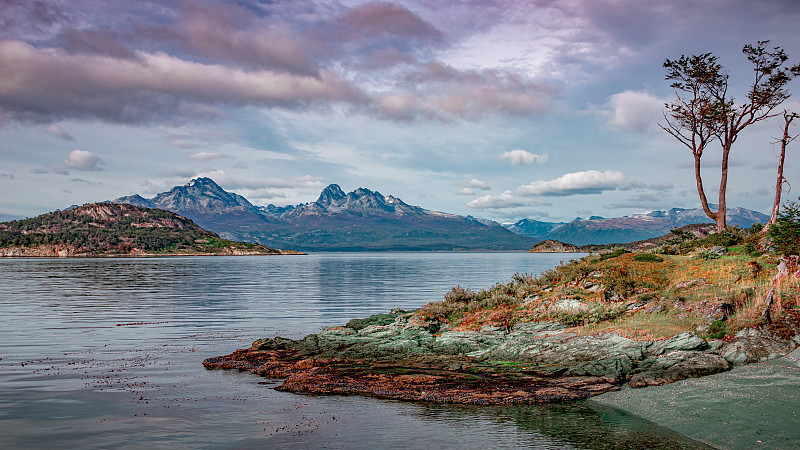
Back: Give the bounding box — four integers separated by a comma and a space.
0, 245, 304, 258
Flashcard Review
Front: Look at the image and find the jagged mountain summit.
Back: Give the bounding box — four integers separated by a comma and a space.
273, 184, 428, 218
113, 178, 535, 251
504, 206, 769, 245
116, 177, 255, 212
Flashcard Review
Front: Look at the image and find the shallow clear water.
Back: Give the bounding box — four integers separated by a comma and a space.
0, 253, 718, 448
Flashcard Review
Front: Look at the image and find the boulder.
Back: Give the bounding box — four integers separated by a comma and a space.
629, 351, 730, 387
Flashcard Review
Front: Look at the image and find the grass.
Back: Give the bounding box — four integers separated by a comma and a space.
576, 310, 698, 340
412, 248, 800, 340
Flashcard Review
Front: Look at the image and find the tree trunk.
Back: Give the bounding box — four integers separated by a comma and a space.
694, 153, 717, 222
760, 258, 789, 323
717, 142, 731, 232
769, 112, 796, 225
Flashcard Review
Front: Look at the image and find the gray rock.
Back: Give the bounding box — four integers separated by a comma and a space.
720, 337, 797, 365
565, 357, 636, 381
429, 330, 506, 355
551, 298, 589, 312
481, 332, 645, 368
645, 331, 709, 357
512, 321, 567, 334
346, 313, 400, 331
630, 351, 730, 387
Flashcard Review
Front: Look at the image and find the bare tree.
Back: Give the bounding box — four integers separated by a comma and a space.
768, 111, 798, 227
662, 41, 800, 233
661, 53, 723, 227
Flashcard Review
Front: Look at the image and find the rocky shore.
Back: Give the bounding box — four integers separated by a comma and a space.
204, 309, 800, 405
0, 243, 302, 257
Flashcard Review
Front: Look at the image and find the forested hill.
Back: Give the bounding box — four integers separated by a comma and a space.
0, 203, 296, 257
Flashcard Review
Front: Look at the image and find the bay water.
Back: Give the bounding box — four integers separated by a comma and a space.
0, 253, 794, 448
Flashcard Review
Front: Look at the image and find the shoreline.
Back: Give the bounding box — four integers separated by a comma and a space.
0, 244, 304, 257
204, 308, 800, 406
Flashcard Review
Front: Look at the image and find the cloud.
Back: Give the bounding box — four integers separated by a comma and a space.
605, 194, 669, 210
58, 28, 136, 59
468, 170, 636, 210
157, 167, 198, 178
63, 150, 103, 171
738, 187, 771, 198
335, 2, 443, 44
602, 91, 665, 134
188, 152, 232, 162
459, 178, 491, 190
44, 124, 75, 141
189, 170, 323, 190
164, 137, 201, 149
500, 149, 548, 165
32, 166, 69, 175
455, 188, 475, 196
136, 1, 319, 76
70, 177, 104, 185
0, 40, 368, 124
225, 174, 324, 190
0, 25, 556, 125
246, 189, 289, 201
468, 190, 539, 209
376, 62, 557, 121
517, 170, 628, 196
0, 173, 14, 180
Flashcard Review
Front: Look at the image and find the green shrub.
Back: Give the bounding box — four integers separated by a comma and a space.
443, 285, 477, 303
748, 222, 764, 235
602, 265, 637, 300
706, 320, 729, 339
704, 227, 744, 247
599, 248, 629, 261
770, 197, 800, 256
695, 249, 721, 260
633, 253, 664, 263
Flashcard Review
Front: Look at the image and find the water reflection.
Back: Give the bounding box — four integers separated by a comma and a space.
1, 253, 709, 449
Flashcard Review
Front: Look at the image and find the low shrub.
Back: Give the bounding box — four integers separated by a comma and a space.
706, 320, 729, 339
633, 253, 664, 263
599, 248, 629, 261
704, 227, 744, 247
695, 249, 721, 260
770, 197, 800, 256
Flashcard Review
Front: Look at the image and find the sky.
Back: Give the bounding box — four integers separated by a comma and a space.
2, 0, 800, 224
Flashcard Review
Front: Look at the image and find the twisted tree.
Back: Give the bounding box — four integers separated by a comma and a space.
661, 41, 800, 232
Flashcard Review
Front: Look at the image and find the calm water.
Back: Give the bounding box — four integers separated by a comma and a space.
0, 253, 781, 449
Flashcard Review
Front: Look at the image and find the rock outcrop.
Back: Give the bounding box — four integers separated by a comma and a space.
204, 310, 800, 405
529, 240, 580, 253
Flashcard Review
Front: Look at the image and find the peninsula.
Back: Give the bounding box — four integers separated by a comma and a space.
0, 203, 300, 257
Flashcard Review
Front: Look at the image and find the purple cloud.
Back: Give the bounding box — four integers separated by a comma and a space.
0, 1, 563, 125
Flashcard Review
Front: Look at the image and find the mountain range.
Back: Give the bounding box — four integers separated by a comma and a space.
502, 207, 768, 245
113, 178, 535, 251
112, 177, 769, 250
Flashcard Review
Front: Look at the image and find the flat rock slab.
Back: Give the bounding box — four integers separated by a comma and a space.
203, 347, 619, 405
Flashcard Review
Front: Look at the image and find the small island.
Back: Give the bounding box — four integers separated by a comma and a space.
206, 224, 800, 405
0, 203, 301, 257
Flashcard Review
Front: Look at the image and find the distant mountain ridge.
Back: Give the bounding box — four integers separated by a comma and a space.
111, 178, 770, 250
504, 206, 768, 246
112, 178, 535, 251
